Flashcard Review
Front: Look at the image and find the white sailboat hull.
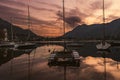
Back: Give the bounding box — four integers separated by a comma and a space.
96, 42, 111, 50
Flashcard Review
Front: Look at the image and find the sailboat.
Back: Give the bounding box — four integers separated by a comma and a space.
48, 0, 80, 63
0, 18, 16, 48
14, 0, 36, 49
96, 0, 111, 50
48, 50, 80, 66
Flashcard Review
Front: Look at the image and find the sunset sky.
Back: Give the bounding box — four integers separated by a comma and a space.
0, 0, 120, 37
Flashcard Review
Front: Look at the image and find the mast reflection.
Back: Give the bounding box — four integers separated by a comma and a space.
97, 50, 108, 80
48, 50, 81, 80
0, 48, 34, 66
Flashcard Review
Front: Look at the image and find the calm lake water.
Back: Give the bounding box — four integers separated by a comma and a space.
0, 43, 120, 80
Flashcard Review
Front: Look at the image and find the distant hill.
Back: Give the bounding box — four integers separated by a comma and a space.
0, 18, 41, 41
64, 18, 120, 40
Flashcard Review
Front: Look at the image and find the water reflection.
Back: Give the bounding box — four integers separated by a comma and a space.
0, 48, 33, 66
0, 44, 120, 80
48, 49, 80, 80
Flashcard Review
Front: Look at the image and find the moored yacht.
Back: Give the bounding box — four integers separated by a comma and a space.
48, 50, 80, 66
96, 0, 111, 50
48, 0, 80, 67
96, 41, 111, 50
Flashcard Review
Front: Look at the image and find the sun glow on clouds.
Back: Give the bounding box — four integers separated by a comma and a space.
0, 0, 120, 37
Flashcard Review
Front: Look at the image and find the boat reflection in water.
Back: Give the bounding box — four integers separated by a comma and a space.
0, 44, 120, 80
96, 50, 120, 80
97, 50, 108, 80
48, 49, 81, 80
0, 48, 34, 66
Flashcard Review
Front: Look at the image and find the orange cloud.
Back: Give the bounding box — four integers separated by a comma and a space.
0, 0, 120, 37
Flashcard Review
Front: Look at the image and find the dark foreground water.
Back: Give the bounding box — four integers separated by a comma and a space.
0, 43, 120, 80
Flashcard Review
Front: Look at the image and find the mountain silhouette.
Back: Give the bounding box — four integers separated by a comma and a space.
64, 18, 120, 40
0, 18, 39, 41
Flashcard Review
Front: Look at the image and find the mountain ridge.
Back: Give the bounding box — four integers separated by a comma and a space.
64, 18, 120, 40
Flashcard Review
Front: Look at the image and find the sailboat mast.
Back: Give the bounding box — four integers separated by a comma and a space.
63, 0, 65, 35
10, 17, 14, 41
102, 0, 105, 42
63, 0, 66, 49
27, 0, 31, 41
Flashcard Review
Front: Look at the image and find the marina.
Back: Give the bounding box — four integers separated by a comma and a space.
0, 0, 120, 80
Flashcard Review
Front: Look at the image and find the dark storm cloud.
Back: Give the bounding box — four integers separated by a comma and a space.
56, 8, 86, 27
65, 8, 89, 24
56, 11, 81, 27
65, 16, 81, 26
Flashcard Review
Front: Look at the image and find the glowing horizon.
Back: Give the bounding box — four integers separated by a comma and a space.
0, 0, 120, 37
